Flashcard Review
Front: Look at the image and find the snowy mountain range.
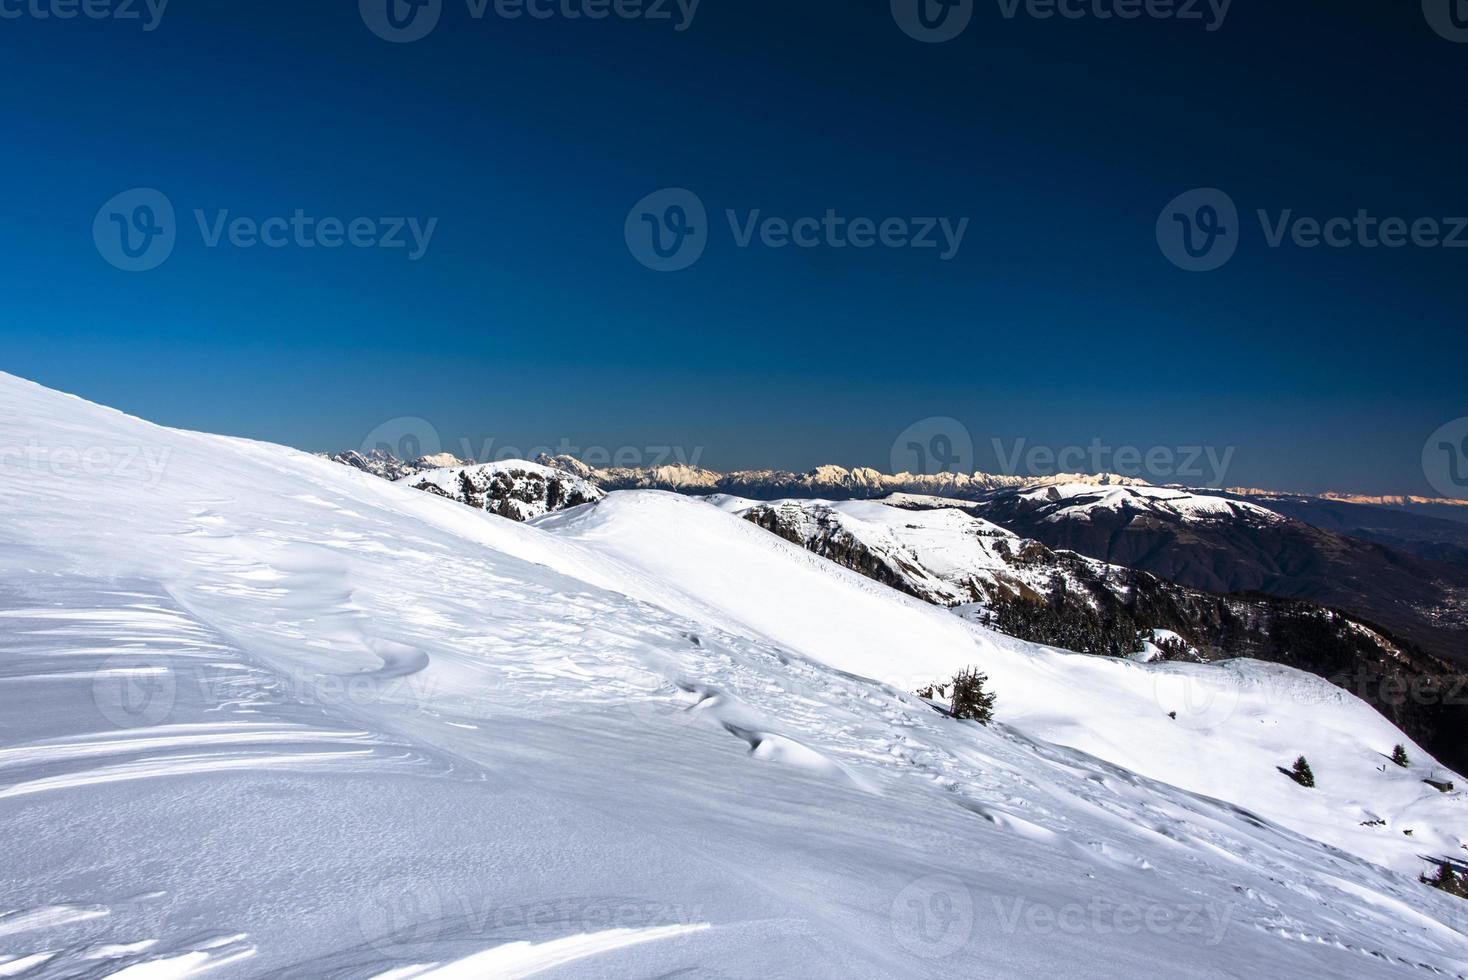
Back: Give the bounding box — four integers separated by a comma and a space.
536, 454, 1150, 500
962, 483, 1468, 672
7, 379, 1468, 977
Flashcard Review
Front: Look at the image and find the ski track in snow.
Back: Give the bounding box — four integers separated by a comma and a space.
1, 372, 1468, 978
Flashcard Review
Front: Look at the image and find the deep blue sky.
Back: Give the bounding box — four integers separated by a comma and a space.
2, 1, 1464, 493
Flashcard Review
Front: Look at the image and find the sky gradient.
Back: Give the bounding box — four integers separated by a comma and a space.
1, 1, 1464, 493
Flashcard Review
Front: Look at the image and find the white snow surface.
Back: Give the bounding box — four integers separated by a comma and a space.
704, 494, 1110, 608
2, 372, 1467, 978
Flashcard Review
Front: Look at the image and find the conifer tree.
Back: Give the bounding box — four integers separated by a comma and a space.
1422, 861, 1468, 899
950, 668, 997, 725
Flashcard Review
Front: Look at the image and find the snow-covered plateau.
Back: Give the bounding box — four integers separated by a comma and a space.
2, 372, 1467, 978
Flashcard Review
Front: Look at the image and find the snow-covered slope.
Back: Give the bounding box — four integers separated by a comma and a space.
706, 494, 1109, 609
3, 373, 1468, 978
399, 459, 604, 521
535, 493, 1468, 872
705, 496, 1455, 758
1012, 483, 1287, 525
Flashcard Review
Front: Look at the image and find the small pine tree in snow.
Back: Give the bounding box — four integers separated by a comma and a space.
1422, 861, 1468, 899
949, 668, 997, 725
1290, 756, 1315, 788
1392, 744, 1410, 768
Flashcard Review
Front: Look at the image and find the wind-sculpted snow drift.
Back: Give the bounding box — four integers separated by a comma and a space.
2, 373, 1468, 978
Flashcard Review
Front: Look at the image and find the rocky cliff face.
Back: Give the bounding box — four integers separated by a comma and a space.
961, 483, 1468, 672
324, 448, 458, 482
402, 460, 604, 522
